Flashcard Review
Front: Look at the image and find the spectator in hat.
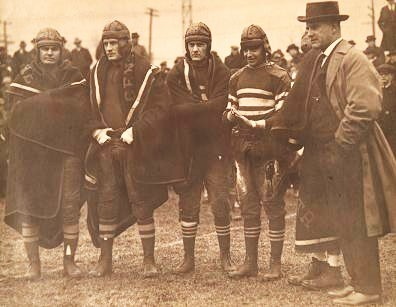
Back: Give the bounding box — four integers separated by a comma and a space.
286, 44, 303, 67
271, 49, 288, 69
347, 40, 356, 46
364, 35, 385, 63
378, 0, 396, 52
131, 32, 149, 60
224, 45, 245, 73
71, 37, 93, 78
377, 64, 396, 154
387, 49, 396, 68
364, 46, 385, 67
11, 41, 30, 79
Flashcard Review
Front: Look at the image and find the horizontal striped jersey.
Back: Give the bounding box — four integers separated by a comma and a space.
228, 63, 291, 121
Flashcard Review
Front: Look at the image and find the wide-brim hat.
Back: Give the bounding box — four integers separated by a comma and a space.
286, 43, 299, 52
298, 1, 349, 23
74, 37, 82, 44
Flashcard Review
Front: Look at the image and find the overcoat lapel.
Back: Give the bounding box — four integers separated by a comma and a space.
326, 40, 352, 100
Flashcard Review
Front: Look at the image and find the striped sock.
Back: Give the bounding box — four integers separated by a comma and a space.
138, 218, 155, 239
63, 224, 79, 240
22, 223, 39, 243
181, 221, 198, 239
268, 228, 285, 260
244, 225, 261, 238
268, 229, 285, 242
215, 224, 231, 237
99, 217, 117, 240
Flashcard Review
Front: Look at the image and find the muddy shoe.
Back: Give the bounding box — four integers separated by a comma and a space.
220, 252, 235, 272
288, 257, 328, 286
143, 258, 159, 278
261, 258, 282, 282
64, 257, 85, 278
174, 255, 195, 274
228, 260, 258, 279
90, 256, 112, 277
302, 266, 344, 290
26, 261, 41, 281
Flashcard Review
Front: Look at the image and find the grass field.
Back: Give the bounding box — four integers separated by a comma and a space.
0, 191, 395, 306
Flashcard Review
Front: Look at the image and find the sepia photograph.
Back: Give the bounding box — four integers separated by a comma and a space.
0, 0, 395, 306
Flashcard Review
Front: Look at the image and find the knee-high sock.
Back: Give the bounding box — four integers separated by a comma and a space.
215, 221, 231, 253
181, 220, 198, 256
138, 217, 155, 260
268, 217, 285, 261
99, 217, 117, 240
22, 222, 39, 243
63, 223, 79, 257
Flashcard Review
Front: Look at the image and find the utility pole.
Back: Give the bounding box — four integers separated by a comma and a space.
181, 0, 193, 52
145, 7, 159, 63
368, 0, 376, 37
0, 21, 14, 54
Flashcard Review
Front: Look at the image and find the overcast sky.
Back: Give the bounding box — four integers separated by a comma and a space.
0, 0, 388, 65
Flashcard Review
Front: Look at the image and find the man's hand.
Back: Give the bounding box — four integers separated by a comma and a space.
226, 107, 238, 122
120, 127, 134, 145
93, 128, 113, 145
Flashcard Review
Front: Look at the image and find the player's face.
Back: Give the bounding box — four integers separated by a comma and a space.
306, 22, 335, 51
103, 38, 122, 61
188, 41, 208, 62
39, 45, 61, 65
244, 45, 265, 67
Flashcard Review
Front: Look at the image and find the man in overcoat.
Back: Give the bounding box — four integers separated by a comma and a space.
272, 1, 396, 305
378, 0, 396, 52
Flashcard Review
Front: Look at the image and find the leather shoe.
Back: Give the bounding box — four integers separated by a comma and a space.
302, 266, 344, 290
328, 285, 354, 298
333, 291, 381, 305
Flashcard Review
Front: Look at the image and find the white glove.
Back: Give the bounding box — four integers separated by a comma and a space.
93, 128, 113, 145
120, 127, 134, 145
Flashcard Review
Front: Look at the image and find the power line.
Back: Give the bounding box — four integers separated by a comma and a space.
0, 21, 14, 54
146, 7, 159, 63
368, 0, 376, 37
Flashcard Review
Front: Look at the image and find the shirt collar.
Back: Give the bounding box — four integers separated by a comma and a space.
323, 37, 343, 58
321, 37, 343, 66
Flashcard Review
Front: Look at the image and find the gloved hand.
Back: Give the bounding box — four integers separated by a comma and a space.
120, 127, 134, 145
92, 128, 113, 145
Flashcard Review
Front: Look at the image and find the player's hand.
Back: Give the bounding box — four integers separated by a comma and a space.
120, 127, 134, 145
93, 128, 113, 145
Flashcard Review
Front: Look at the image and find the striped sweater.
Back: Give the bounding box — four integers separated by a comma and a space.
227, 63, 291, 121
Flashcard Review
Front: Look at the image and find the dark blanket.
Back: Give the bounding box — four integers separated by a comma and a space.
5, 85, 89, 248
8, 86, 89, 156
167, 52, 231, 161
85, 53, 187, 246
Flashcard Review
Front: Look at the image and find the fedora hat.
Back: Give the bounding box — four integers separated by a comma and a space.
298, 1, 349, 23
